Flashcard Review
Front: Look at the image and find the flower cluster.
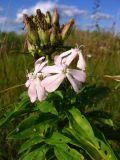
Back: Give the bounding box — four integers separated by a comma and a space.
25, 48, 86, 102
23, 8, 74, 57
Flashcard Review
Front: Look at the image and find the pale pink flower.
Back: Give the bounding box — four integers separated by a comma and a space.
41, 49, 86, 93
25, 57, 48, 103
60, 48, 86, 70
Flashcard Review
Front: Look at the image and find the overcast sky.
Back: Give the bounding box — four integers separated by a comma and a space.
0, 0, 120, 33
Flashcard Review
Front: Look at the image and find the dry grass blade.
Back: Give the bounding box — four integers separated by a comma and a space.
104, 75, 120, 82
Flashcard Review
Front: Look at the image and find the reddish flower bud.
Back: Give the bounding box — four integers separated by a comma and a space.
61, 19, 75, 41
52, 8, 59, 26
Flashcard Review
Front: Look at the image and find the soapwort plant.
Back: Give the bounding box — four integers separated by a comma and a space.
0, 8, 118, 160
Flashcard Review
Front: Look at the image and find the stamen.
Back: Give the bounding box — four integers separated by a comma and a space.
75, 43, 85, 50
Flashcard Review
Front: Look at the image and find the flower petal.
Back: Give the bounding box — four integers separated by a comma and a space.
42, 65, 62, 74
41, 73, 65, 92
60, 49, 73, 58
35, 57, 45, 73
25, 79, 30, 87
66, 74, 81, 92
77, 51, 86, 70
54, 55, 62, 66
69, 69, 86, 82
64, 49, 77, 66
35, 78, 47, 101
35, 57, 45, 65
28, 81, 37, 103
38, 61, 48, 72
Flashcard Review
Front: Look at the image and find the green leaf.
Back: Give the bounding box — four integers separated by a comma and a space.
54, 90, 64, 99
19, 136, 44, 154
77, 85, 110, 108
16, 114, 40, 131
66, 107, 117, 160
20, 91, 29, 99
37, 101, 58, 115
0, 92, 34, 128
20, 144, 48, 160
45, 132, 71, 145
64, 127, 106, 160
8, 114, 57, 139
54, 144, 84, 160
0, 108, 31, 128
97, 118, 114, 127
86, 110, 114, 127
69, 107, 95, 143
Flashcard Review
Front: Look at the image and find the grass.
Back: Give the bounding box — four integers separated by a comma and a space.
0, 53, 34, 113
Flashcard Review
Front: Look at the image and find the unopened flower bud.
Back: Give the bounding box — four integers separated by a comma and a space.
23, 14, 39, 44
32, 16, 36, 24
52, 8, 59, 26
36, 9, 45, 20
50, 27, 57, 45
38, 28, 50, 46
43, 30, 50, 45
61, 19, 75, 41
38, 28, 44, 47
36, 9, 48, 31
29, 31, 39, 45
23, 14, 30, 30
48, 28, 52, 35
45, 11, 51, 27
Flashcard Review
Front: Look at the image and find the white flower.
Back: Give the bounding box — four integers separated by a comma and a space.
41, 48, 86, 92
25, 57, 48, 103
60, 48, 86, 70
